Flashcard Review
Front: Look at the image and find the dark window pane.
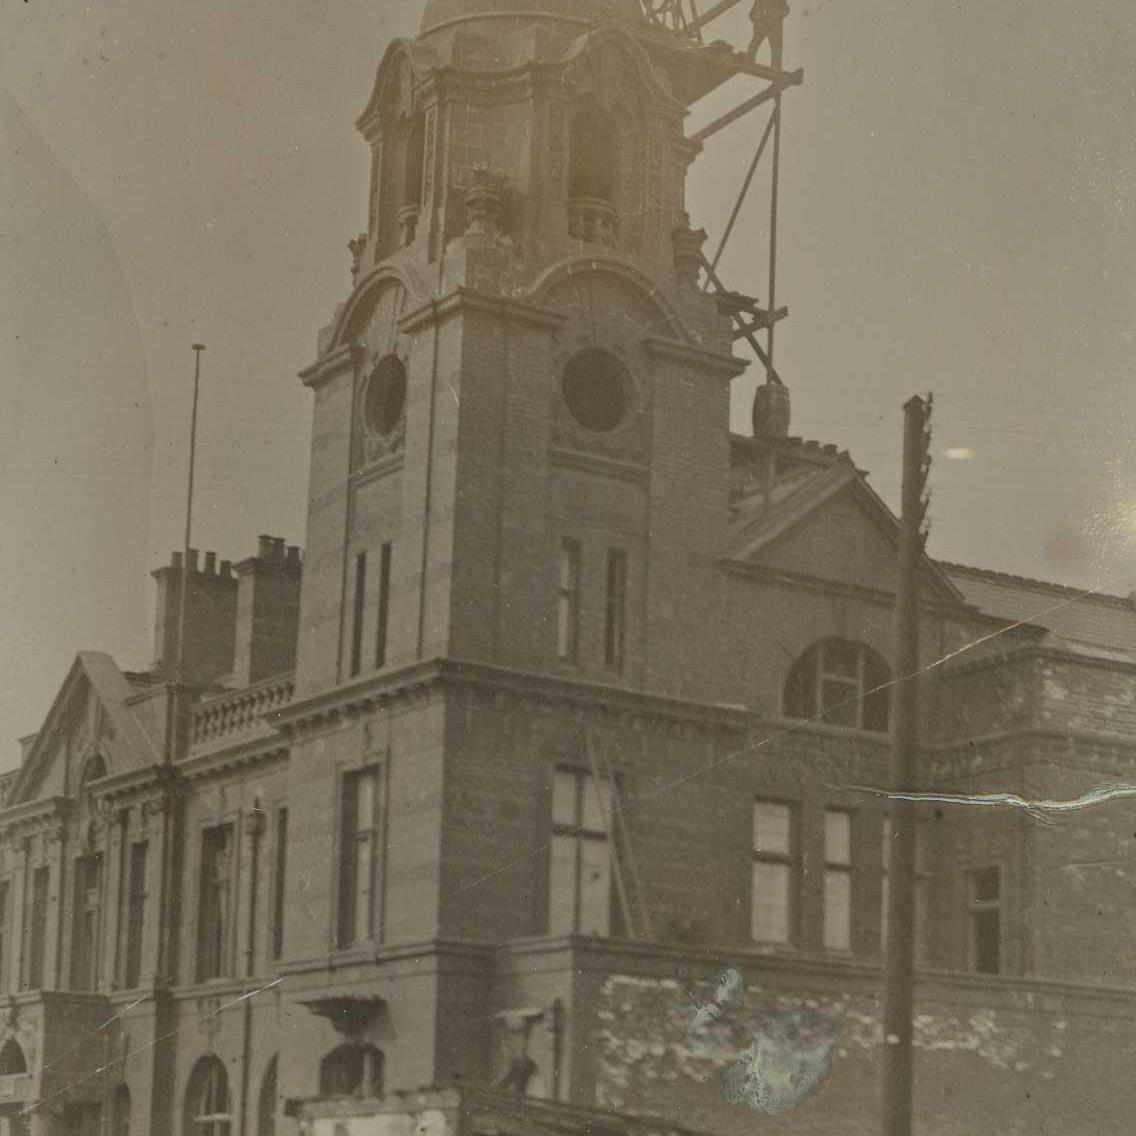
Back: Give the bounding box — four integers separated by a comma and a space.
972, 908, 1000, 974
820, 679, 858, 726
972, 867, 1000, 903
561, 351, 629, 433
823, 639, 860, 677
783, 644, 819, 719
568, 105, 619, 202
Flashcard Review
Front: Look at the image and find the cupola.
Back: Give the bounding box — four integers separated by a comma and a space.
419, 0, 644, 36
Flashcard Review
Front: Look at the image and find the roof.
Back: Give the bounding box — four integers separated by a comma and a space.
5, 651, 162, 807
727, 433, 964, 604
943, 563, 1136, 653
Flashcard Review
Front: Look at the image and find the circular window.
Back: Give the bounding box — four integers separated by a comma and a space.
364, 355, 408, 436
561, 350, 629, 433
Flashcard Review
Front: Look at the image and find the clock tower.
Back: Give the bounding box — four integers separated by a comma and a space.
278, 0, 789, 1101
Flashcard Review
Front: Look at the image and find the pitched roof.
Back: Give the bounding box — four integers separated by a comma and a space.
943, 563, 1136, 653
728, 434, 964, 604
6, 651, 161, 806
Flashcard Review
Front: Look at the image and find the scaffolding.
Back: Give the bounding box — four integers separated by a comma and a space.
638, 0, 803, 392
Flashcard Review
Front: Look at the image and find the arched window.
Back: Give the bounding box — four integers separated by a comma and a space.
256, 1056, 277, 1136
80, 755, 107, 789
318, 1044, 383, 1098
185, 1057, 232, 1136
110, 1084, 131, 1136
0, 1039, 27, 1075
783, 639, 891, 733
569, 105, 619, 203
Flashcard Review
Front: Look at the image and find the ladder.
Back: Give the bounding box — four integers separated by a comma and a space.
584, 725, 654, 941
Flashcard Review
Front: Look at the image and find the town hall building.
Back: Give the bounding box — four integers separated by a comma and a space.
4, 0, 1136, 1133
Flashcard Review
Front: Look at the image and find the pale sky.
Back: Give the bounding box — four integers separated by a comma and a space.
1, 0, 1134, 758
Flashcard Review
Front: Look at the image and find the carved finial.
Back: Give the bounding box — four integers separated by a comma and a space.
672, 214, 708, 289
348, 233, 368, 281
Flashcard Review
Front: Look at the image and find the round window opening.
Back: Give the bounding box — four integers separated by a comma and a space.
364, 355, 408, 436
561, 350, 629, 433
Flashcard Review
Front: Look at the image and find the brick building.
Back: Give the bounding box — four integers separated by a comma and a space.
4, 1, 1136, 1133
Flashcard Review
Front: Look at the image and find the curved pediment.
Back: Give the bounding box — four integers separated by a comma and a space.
559, 25, 681, 113
531, 257, 688, 340
357, 39, 440, 139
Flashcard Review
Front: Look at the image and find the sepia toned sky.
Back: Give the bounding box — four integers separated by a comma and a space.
1, 0, 1134, 759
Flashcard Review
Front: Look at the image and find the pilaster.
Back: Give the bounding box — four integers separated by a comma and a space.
43, 827, 64, 992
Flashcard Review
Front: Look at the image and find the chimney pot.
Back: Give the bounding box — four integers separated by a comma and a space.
287, 545, 302, 565
257, 535, 275, 560
271, 537, 286, 559
204, 551, 217, 574
187, 549, 200, 573
172, 551, 183, 570
221, 560, 233, 578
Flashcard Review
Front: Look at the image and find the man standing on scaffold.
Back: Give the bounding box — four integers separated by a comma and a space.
748, 0, 790, 68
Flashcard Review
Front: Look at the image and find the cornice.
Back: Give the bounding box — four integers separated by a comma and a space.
497, 934, 1136, 1015
299, 344, 364, 391
399, 289, 569, 335
0, 796, 70, 837
279, 937, 497, 980
270, 658, 750, 741
719, 558, 977, 618
642, 334, 746, 378
939, 642, 1136, 682
95, 763, 176, 805
176, 742, 289, 785
925, 726, 1136, 780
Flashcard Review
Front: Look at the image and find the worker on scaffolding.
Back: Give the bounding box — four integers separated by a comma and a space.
748, 0, 789, 69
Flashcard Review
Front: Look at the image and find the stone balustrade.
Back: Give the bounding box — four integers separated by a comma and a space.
190, 673, 295, 749
567, 196, 619, 248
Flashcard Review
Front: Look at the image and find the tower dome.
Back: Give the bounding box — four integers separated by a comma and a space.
420, 0, 645, 35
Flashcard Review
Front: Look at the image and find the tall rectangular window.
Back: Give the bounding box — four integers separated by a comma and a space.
338, 768, 380, 948
375, 542, 392, 670
350, 552, 367, 678
272, 808, 288, 961
25, 866, 49, 990
549, 769, 613, 937
123, 842, 148, 989
197, 825, 233, 982
557, 540, 581, 661
70, 853, 104, 991
604, 549, 628, 674
751, 800, 796, 944
0, 882, 11, 992
823, 811, 853, 951
967, 866, 1001, 975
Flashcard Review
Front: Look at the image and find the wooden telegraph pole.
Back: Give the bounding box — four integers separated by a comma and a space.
881, 394, 933, 1136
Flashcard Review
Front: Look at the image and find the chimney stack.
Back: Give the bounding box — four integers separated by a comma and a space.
231, 536, 304, 687
151, 548, 238, 685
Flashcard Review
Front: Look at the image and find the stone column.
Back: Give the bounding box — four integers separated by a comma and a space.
7, 842, 27, 995
141, 795, 175, 985
42, 828, 64, 992
101, 809, 128, 991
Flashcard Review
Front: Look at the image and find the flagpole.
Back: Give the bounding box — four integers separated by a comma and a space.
174, 344, 206, 694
